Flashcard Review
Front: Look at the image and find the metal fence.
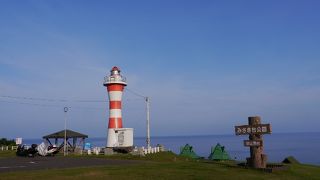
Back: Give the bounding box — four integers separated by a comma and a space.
0, 146, 18, 151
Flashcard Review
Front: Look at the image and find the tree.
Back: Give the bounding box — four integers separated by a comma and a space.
0, 138, 15, 146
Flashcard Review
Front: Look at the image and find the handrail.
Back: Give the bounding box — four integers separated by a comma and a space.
104, 76, 126, 84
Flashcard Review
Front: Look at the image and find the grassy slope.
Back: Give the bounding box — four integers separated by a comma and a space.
1, 152, 320, 180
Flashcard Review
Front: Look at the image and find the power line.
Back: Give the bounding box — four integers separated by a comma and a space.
0, 93, 145, 110
0, 100, 62, 108
125, 88, 146, 99
0, 94, 145, 103
0, 88, 151, 146
0, 100, 105, 110
0, 95, 67, 102
0, 88, 147, 110
0, 95, 107, 103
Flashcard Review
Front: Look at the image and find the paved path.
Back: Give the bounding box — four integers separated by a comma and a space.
0, 156, 140, 173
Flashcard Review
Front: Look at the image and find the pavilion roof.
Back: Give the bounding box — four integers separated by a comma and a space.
43, 129, 88, 139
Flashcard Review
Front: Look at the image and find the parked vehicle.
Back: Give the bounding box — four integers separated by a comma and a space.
16, 142, 59, 157
16, 144, 38, 157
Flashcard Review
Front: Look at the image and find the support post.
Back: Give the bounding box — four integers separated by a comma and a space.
82, 138, 85, 150
73, 138, 77, 151
247, 116, 267, 168
146, 97, 151, 149
64, 107, 68, 156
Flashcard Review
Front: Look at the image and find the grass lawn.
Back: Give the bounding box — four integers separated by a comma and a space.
0, 150, 15, 158
1, 151, 319, 179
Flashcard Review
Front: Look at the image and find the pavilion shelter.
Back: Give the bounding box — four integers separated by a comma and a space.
43, 129, 88, 152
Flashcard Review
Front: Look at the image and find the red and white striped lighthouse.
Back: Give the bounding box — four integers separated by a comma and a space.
103, 66, 127, 147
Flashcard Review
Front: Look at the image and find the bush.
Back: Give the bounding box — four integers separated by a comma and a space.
0, 138, 16, 146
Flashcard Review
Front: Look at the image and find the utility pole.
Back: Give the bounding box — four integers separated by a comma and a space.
146, 97, 151, 149
64, 107, 69, 156
125, 87, 151, 149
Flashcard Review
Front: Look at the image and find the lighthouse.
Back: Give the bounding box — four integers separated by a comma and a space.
103, 66, 133, 149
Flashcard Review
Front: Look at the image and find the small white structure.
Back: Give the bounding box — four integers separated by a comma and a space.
107, 128, 133, 147
93, 147, 101, 155
15, 138, 22, 145
142, 146, 162, 155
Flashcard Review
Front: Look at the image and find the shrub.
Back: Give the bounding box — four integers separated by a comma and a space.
0, 138, 16, 146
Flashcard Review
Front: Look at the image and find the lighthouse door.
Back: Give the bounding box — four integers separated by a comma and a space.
118, 131, 125, 146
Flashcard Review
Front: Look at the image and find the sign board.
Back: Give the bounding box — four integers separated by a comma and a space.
84, 143, 91, 150
15, 138, 22, 145
244, 140, 263, 147
235, 124, 271, 135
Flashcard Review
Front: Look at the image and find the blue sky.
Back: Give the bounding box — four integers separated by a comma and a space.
1, 0, 320, 139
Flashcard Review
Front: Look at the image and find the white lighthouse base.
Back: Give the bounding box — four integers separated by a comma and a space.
106, 128, 133, 148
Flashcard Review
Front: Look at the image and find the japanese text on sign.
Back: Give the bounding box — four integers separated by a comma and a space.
244, 140, 263, 147
235, 124, 271, 135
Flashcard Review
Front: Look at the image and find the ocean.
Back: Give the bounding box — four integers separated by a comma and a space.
24, 132, 320, 165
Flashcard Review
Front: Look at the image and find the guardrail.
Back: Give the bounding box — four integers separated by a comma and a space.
142, 147, 161, 154
0, 146, 18, 151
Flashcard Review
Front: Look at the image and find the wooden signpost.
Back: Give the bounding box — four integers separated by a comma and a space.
235, 116, 271, 169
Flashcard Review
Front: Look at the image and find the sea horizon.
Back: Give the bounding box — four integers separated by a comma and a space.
13, 131, 320, 140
